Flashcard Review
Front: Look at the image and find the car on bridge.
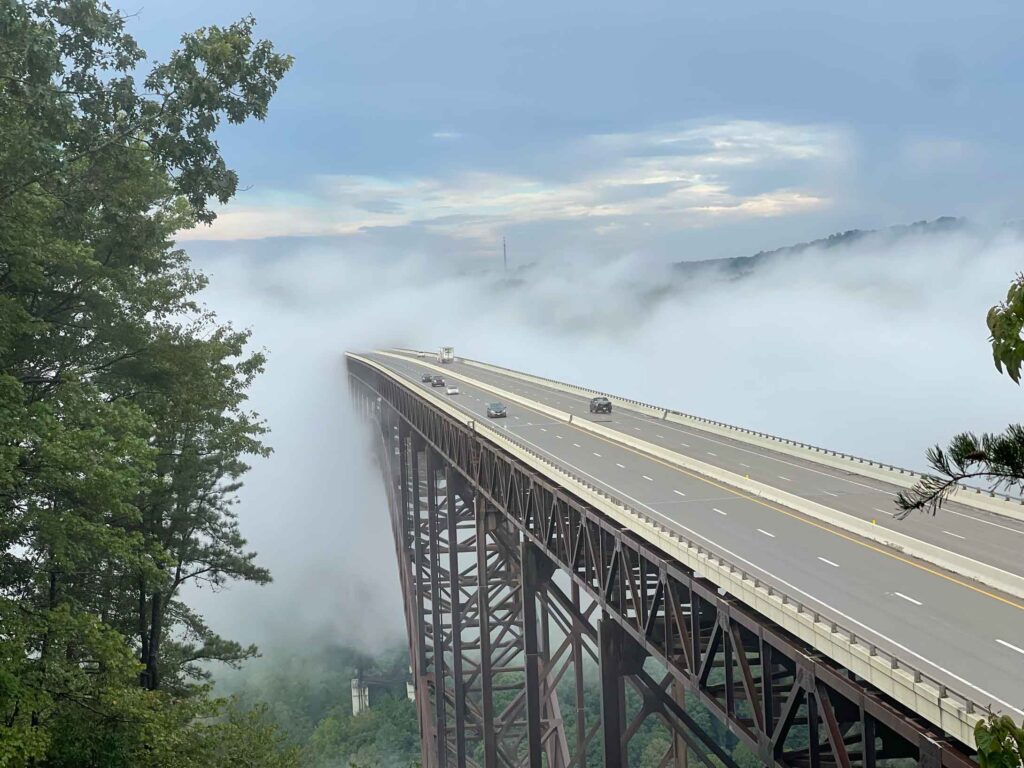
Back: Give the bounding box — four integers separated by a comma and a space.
431, 375, 445, 387
446, 384, 459, 395
486, 402, 507, 418
420, 372, 433, 383
589, 396, 612, 414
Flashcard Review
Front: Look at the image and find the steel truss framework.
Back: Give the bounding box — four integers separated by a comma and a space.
348, 358, 976, 768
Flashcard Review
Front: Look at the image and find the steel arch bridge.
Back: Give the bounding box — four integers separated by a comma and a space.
347, 354, 977, 768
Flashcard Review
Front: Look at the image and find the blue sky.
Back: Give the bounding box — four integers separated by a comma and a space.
120, 0, 1024, 262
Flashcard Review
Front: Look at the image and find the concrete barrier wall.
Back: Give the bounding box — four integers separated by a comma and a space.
349, 352, 986, 748
379, 351, 1024, 601
442, 353, 1024, 523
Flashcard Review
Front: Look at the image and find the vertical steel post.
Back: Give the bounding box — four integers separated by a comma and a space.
407, 434, 437, 768
807, 688, 821, 768
862, 713, 877, 768
521, 541, 544, 768
599, 616, 627, 768
426, 448, 448, 766
572, 582, 587, 767
445, 469, 467, 766
476, 497, 498, 768
671, 679, 689, 768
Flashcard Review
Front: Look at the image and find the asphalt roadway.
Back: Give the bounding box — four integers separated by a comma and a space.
424, 355, 1024, 576
367, 352, 1024, 719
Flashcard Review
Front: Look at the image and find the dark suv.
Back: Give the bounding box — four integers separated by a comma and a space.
421, 373, 433, 383
431, 375, 445, 387
589, 396, 612, 414
486, 402, 507, 418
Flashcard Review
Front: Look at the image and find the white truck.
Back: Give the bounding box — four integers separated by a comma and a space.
437, 346, 454, 364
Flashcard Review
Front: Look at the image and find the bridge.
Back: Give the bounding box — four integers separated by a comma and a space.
346, 349, 1024, 768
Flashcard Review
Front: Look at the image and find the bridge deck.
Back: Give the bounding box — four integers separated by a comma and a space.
370, 352, 1024, 723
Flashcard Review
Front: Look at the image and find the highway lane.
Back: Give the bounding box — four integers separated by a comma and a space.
401, 354, 1024, 576
367, 353, 1024, 718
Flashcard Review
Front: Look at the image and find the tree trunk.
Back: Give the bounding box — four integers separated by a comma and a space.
138, 581, 150, 688
145, 590, 162, 690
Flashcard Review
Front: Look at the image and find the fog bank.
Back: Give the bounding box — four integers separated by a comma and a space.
187, 222, 1023, 652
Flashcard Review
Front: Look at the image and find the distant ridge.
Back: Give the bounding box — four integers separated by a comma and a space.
673, 216, 963, 279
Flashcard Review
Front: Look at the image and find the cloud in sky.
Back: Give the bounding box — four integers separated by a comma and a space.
179, 120, 845, 250
119, 0, 1024, 259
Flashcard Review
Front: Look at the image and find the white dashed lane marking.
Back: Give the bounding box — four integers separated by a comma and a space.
947, 508, 1024, 535
616, 463, 625, 469
778, 475, 791, 482
997, 639, 1024, 656
894, 592, 922, 606
642, 475, 654, 481
758, 529, 776, 538
673, 490, 686, 497
817, 557, 840, 568
942, 530, 966, 540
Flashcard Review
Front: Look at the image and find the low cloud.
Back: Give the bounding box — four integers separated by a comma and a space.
185, 221, 1023, 653
180, 119, 845, 251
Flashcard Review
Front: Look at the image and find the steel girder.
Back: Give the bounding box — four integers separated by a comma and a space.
348, 359, 976, 768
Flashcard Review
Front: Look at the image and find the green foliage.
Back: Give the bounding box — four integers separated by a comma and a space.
309, 697, 419, 768
897, 272, 1024, 515
0, 0, 293, 763
988, 273, 1024, 384
895, 427, 1024, 515
42, 692, 301, 768
976, 714, 1024, 768
224, 643, 420, 767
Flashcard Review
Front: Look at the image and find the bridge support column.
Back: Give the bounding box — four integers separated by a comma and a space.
475, 497, 498, 768
521, 541, 562, 768
670, 680, 688, 768
407, 433, 438, 768
599, 615, 647, 767
445, 466, 468, 768
425, 448, 448, 767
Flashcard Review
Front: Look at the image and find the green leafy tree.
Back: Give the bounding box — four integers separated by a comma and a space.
309, 697, 419, 768
975, 714, 1024, 768
988, 274, 1024, 383
0, 0, 293, 763
897, 272, 1024, 515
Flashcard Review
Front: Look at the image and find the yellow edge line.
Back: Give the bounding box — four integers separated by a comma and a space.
383, 352, 1024, 612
